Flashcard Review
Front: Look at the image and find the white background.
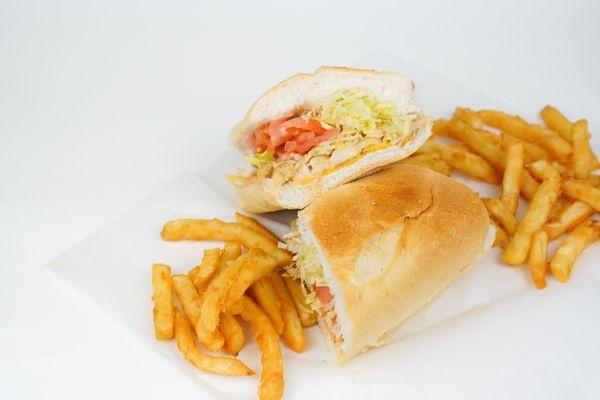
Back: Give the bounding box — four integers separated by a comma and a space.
1, 1, 599, 399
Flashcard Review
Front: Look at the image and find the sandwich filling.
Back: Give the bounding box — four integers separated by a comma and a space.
234, 88, 427, 186
282, 224, 344, 346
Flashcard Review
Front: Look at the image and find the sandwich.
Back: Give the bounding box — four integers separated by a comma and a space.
282, 164, 495, 363
228, 67, 432, 213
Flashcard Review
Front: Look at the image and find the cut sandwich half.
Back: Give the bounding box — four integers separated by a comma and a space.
282, 164, 495, 363
228, 66, 432, 213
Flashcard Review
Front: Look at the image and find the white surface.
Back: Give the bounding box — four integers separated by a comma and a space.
1, 1, 600, 399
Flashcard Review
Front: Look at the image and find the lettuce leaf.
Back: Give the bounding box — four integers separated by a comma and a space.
245, 151, 274, 168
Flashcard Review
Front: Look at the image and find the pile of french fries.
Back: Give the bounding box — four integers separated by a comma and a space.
151, 213, 316, 400
404, 106, 600, 289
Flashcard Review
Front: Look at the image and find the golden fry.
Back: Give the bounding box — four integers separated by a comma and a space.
190, 248, 221, 293
572, 119, 592, 180
173, 275, 224, 352
483, 198, 518, 235
478, 109, 572, 162
500, 132, 549, 163
268, 272, 305, 353
447, 120, 505, 170
283, 276, 317, 328
235, 212, 280, 243
432, 118, 451, 136
503, 168, 561, 265
161, 218, 292, 267
220, 313, 245, 356
501, 142, 524, 214
421, 139, 500, 184
223, 251, 279, 313
454, 107, 486, 130
528, 160, 561, 181
397, 153, 451, 175
562, 180, 600, 212
251, 277, 285, 335
544, 200, 595, 240
547, 196, 571, 222
550, 221, 600, 282
197, 249, 269, 347
528, 230, 549, 289
152, 263, 174, 340
239, 296, 284, 400
540, 105, 574, 142
447, 120, 540, 200
491, 220, 509, 248
174, 309, 254, 376
540, 105, 599, 169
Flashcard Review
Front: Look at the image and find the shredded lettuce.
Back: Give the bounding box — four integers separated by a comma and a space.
315, 88, 411, 141
245, 151, 274, 168
281, 227, 328, 314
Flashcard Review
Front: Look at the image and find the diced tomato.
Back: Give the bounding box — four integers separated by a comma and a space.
313, 285, 334, 305
249, 114, 339, 157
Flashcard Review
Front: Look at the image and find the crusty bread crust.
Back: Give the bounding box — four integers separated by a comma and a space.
298, 165, 492, 362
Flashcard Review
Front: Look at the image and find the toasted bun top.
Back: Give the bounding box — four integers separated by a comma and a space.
229, 66, 421, 154
298, 164, 492, 361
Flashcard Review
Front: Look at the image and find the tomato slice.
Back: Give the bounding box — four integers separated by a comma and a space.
313, 285, 334, 305
250, 115, 339, 157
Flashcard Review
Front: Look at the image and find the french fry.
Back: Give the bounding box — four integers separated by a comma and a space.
251, 277, 285, 335
540, 105, 599, 168
483, 198, 518, 235
587, 173, 600, 186
540, 105, 574, 142
544, 200, 595, 240
432, 118, 450, 136
454, 107, 485, 130
424, 159, 452, 176
500, 142, 524, 214
221, 242, 242, 267
235, 212, 280, 243
491, 220, 509, 248
421, 140, 500, 184
397, 153, 451, 176
220, 313, 245, 356
528, 230, 549, 289
268, 272, 305, 353
152, 264, 174, 340
528, 160, 561, 181
549, 221, 600, 282
500, 132, 549, 163
572, 119, 592, 180
547, 196, 571, 222
173, 275, 224, 352
448, 120, 505, 170
478, 109, 572, 162
448, 120, 539, 200
174, 309, 254, 376
503, 167, 561, 265
239, 296, 284, 400
562, 180, 600, 212
161, 218, 292, 267
283, 276, 317, 328
223, 251, 279, 313
198, 249, 270, 347
189, 248, 221, 293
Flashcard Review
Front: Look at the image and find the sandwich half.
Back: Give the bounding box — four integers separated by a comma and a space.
228, 66, 432, 213
283, 164, 495, 363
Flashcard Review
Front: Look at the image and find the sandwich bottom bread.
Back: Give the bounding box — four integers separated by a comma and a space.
283, 164, 494, 363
